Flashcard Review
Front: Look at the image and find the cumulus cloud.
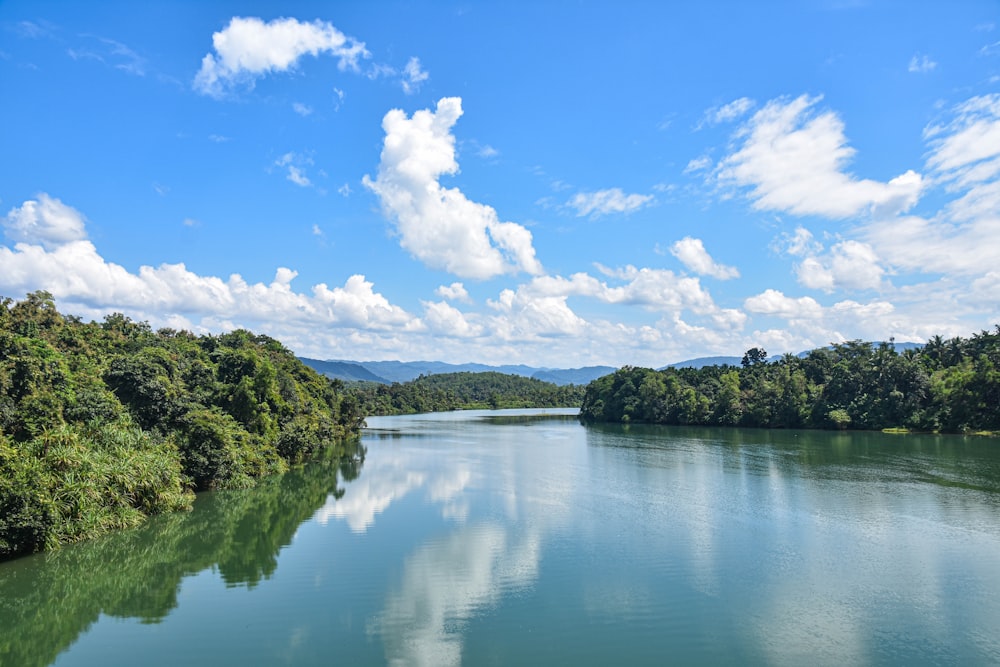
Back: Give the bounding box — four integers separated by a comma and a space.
745, 289, 823, 319
422, 300, 482, 337
566, 188, 654, 218
363, 97, 542, 279
669, 237, 739, 280
4, 194, 88, 249
1, 195, 760, 368
1, 195, 417, 332
193, 16, 369, 98
487, 288, 587, 339
436, 282, 470, 302
716, 95, 924, 218
501, 265, 747, 339
771, 225, 886, 293
795, 240, 885, 292
744, 288, 904, 352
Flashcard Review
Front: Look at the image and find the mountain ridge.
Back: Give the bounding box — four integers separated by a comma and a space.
301, 342, 924, 386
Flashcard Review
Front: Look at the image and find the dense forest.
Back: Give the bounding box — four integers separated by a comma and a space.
580, 331, 1000, 433
0, 292, 364, 559
345, 371, 585, 416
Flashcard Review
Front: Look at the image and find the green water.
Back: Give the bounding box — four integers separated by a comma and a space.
2, 409, 999, 666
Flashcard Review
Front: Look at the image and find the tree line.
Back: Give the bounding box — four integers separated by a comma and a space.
345, 371, 585, 416
1, 291, 364, 559
579, 330, 1000, 433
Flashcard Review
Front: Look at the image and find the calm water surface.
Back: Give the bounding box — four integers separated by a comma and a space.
2, 409, 1000, 666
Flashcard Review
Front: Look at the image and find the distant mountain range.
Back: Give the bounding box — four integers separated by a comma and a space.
660, 356, 742, 370
298, 358, 616, 386
656, 342, 924, 371
300, 342, 923, 386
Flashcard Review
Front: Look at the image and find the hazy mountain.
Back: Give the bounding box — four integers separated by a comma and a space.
304, 342, 926, 386
532, 366, 616, 385
298, 358, 390, 384
298, 359, 612, 386
660, 356, 742, 370
658, 342, 923, 371
353, 360, 541, 383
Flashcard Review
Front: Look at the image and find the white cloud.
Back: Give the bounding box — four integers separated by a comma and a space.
476, 144, 499, 159
4, 194, 87, 249
401, 56, 429, 94
287, 166, 311, 187
422, 300, 482, 337
716, 94, 924, 218
5, 196, 930, 365
698, 97, 755, 128
1, 195, 418, 333
292, 102, 313, 116
863, 213, 1000, 277
795, 240, 886, 292
487, 288, 587, 339
193, 16, 369, 98
969, 271, 1000, 306
363, 97, 542, 279
275, 152, 314, 188
908, 54, 937, 73
860, 95, 1000, 277
743, 289, 904, 352
566, 188, 654, 218
312, 275, 418, 329
436, 282, 470, 302
925, 95, 1000, 190
775, 226, 822, 257
508, 266, 747, 335
684, 156, 712, 173
745, 289, 823, 319
670, 237, 739, 280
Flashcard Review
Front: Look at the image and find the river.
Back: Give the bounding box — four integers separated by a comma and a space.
2, 408, 999, 666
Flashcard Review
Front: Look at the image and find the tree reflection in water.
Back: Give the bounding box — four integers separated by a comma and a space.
0, 439, 364, 667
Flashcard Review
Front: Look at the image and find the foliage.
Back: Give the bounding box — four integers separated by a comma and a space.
345, 371, 585, 416
0, 292, 361, 558
580, 330, 1000, 433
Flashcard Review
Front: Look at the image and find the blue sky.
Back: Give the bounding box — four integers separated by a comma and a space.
2, 1, 999, 367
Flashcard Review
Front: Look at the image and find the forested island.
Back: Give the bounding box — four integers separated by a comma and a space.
0, 292, 364, 559
343, 371, 585, 416
579, 332, 1000, 433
